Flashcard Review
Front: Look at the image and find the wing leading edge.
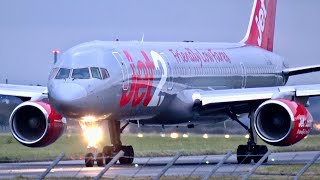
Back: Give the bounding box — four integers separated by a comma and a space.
193, 84, 320, 106
0, 84, 47, 100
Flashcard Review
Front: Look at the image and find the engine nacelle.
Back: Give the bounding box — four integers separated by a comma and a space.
254, 99, 313, 146
9, 101, 66, 147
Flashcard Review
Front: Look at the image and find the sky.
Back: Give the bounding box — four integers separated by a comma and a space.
0, 0, 320, 85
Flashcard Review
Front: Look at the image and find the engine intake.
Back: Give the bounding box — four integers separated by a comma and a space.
9, 101, 66, 147
254, 99, 313, 146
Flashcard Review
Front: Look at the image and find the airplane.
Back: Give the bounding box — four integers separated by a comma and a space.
2, 0, 320, 167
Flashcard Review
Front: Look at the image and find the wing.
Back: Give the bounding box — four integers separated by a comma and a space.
0, 84, 48, 101
194, 84, 320, 105
190, 84, 320, 115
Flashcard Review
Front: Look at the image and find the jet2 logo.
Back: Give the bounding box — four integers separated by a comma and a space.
120, 50, 167, 107
255, 0, 267, 46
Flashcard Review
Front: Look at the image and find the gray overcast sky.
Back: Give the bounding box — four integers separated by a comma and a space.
1, 0, 320, 85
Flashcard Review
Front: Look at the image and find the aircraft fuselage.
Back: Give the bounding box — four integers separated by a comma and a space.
48, 41, 286, 125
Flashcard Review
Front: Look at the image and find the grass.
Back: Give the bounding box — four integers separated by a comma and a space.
1, 133, 320, 161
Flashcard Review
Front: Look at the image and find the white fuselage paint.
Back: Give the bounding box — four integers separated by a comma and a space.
255, 0, 267, 46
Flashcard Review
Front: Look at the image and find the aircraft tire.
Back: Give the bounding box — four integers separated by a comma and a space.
253, 145, 268, 163
103, 146, 113, 165
237, 145, 251, 164
119, 145, 134, 164
97, 152, 104, 167
85, 153, 94, 167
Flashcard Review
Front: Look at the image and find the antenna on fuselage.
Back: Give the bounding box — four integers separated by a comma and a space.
52, 50, 60, 64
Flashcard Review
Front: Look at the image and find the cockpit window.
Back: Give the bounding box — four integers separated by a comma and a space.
90, 67, 102, 79
72, 68, 90, 79
55, 68, 71, 79
101, 68, 110, 79
49, 68, 59, 80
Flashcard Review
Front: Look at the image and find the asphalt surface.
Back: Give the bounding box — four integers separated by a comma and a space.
0, 151, 319, 179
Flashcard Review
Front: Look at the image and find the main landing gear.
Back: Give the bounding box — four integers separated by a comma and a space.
84, 120, 134, 167
228, 110, 269, 164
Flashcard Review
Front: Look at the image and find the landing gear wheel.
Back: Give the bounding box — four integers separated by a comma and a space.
119, 145, 134, 164
103, 146, 113, 165
85, 153, 94, 167
253, 145, 268, 163
237, 145, 251, 164
97, 152, 104, 167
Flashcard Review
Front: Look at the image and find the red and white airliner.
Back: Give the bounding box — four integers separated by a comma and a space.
2, 0, 320, 166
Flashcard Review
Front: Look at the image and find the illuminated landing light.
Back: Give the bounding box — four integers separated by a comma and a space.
203, 134, 209, 139
135, 164, 139, 167
182, 134, 189, 138
205, 160, 209, 164
84, 126, 103, 149
245, 134, 250, 139
304, 136, 308, 139
271, 158, 275, 162
313, 123, 320, 130
137, 133, 144, 138
160, 133, 166, 137
82, 116, 98, 122
170, 133, 179, 139
224, 134, 230, 139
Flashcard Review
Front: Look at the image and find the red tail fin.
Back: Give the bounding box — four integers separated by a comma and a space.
241, 0, 277, 52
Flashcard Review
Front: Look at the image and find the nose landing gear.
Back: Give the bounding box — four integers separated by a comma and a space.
84, 147, 105, 167
83, 119, 135, 167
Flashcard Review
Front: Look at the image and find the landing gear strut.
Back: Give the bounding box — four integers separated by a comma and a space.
103, 120, 134, 165
83, 120, 134, 167
228, 110, 268, 164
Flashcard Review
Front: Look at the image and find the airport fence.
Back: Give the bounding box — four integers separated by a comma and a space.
2, 150, 320, 179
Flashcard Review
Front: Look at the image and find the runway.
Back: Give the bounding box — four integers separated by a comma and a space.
0, 151, 319, 179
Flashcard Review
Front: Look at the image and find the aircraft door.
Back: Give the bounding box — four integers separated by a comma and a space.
240, 62, 247, 88
112, 52, 129, 90
160, 53, 173, 90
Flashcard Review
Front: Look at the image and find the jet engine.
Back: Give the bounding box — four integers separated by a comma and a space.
9, 101, 66, 147
254, 99, 313, 146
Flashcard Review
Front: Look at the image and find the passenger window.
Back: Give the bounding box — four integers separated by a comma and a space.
101, 68, 110, 79
55, 68, 71, 79
72, 68, 90, 79
90, 67, 102, 79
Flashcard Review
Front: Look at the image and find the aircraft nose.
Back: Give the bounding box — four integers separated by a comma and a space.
49, 83, 87, 106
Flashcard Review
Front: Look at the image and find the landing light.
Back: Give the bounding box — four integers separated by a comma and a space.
135, 164, 139, 167
182, 134, 189, 138
245, 134, 250, 139
170, 133, 179, 139
83, 126, 103, 149
160, 133, 166, 137
313, 123, 320, 130
304, 136, 308, 139
82, 116, 98, 122
203, 134, 209, 139
205, 160, 209, 164
80, 118, 103, 149
271, 158, 275, 162
81, 114, 111, 122
224, 134, 230, 139
137, 133, 144, 138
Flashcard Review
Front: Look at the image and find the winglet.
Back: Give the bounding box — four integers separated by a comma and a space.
241, 0, 277, 52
